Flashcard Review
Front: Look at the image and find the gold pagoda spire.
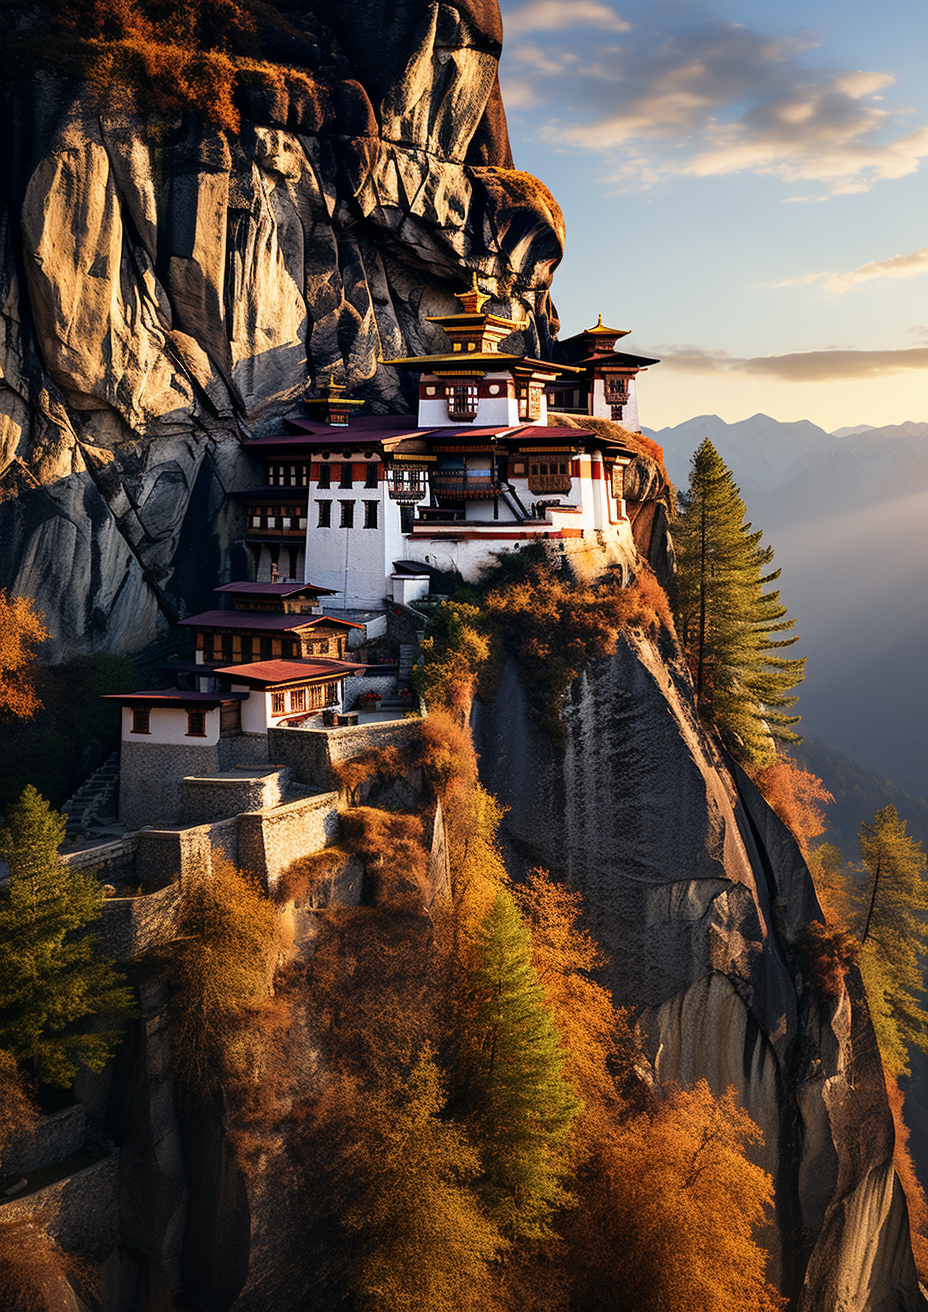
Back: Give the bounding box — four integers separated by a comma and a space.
454, 270, 492, 315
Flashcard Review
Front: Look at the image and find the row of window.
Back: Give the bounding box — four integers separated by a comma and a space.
250, 510, 308, 530
131, 707, 205, 736
271, 683, 338, 716
316, 500, 379, 529
316, 463, 379, 490
200, 632, 344, 662
266, 463, 310, 486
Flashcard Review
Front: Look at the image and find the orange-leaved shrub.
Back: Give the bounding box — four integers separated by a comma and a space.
751, 756, 833, 856
338, 807, 430, 912
796, 920, 860, 998
330, 744, 406, 805
163, 856, 284, 1097
273, 847, 350, 906
481, 561, 673, 741
0, 593, 47, 723
0, 1214, 77, 1312
885, 1076, 928, 1281
6, 0, 333, 135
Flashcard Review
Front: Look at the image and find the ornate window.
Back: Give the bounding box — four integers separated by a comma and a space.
518, 383, 543, 421
290, 687, 307, 713
271, 691, 286, 715
446, 384, 479, 421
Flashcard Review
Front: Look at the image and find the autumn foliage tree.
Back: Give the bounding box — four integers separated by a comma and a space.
0, 592, 47, 723
164, 855, 284, 1097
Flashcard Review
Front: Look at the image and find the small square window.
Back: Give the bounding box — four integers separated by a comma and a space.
340, 501, 355, 528
317, 500, 332, 527
363, 500, 379, 529
131, 707, 150, 734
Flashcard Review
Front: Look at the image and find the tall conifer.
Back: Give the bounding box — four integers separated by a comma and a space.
674, 439, 804, 766
856, 805, 928, 1077
454, 887, 580, 1239
0, 787, 133, 1086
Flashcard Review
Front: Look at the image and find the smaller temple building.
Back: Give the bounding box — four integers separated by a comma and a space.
103, 581, 395, 830
545, 316, 659, 431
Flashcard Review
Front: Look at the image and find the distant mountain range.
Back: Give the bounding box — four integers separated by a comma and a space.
643, 415, 928, 803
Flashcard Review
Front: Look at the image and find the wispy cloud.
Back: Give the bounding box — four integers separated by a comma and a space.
644, 346, 928, 381
772, 245, 928, 294
505, 0, 629, 36
499, 6, 928, 194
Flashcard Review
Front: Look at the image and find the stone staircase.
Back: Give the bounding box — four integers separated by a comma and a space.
378, 643, 419, 709
61, 753, 119, 837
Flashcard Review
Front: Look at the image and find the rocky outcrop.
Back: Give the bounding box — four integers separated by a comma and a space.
0, 0, 564, 656
471, 638, 925, 1311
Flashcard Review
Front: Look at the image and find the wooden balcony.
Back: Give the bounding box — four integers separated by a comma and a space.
527, 472, 572, 494
431, 474, 502, 500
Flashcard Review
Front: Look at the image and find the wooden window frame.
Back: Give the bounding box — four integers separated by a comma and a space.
186, 709, 207, 738
131, 707, 150, 735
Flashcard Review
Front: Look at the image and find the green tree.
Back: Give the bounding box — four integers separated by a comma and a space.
0, 787, 133, 1087
856, 805, 928, 1078
454, 887, 581, 1239
674, 439, 805, 766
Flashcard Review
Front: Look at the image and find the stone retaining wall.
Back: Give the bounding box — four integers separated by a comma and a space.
238, 792, 340, 891
0, 1151, 119, 1251
180, 769, 289, 825
61, 836, 139, 880
0, 1105, 86, 1178
99, 881, 180, 962
269, 719, 422, 792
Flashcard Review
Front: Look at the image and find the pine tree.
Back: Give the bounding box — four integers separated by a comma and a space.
674, 439, 805, 766
856, 805, 928, 1078
454, 887, 581, 1239
0, 787, 134, 1087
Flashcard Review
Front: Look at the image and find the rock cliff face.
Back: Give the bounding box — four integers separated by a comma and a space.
472, 640, 925, 1311
0, 0, 563, 655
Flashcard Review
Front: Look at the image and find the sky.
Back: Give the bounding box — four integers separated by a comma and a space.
497, 0, 928, 430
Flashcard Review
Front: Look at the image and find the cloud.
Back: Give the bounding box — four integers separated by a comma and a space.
646, 346, 928, 382
772, 245, 928, 294
504, 0, 629, 36
498, 9, 928, 193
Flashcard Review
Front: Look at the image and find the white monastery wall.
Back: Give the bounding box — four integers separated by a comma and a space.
121, 705, 221, 746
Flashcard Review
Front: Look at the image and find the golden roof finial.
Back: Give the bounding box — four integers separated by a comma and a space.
455, 270, 492, 315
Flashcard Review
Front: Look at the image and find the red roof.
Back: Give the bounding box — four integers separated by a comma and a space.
178, 610, 362, 632
215, 660, 352, 686
213, 580, 335, 597
101, 690, 246, 706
